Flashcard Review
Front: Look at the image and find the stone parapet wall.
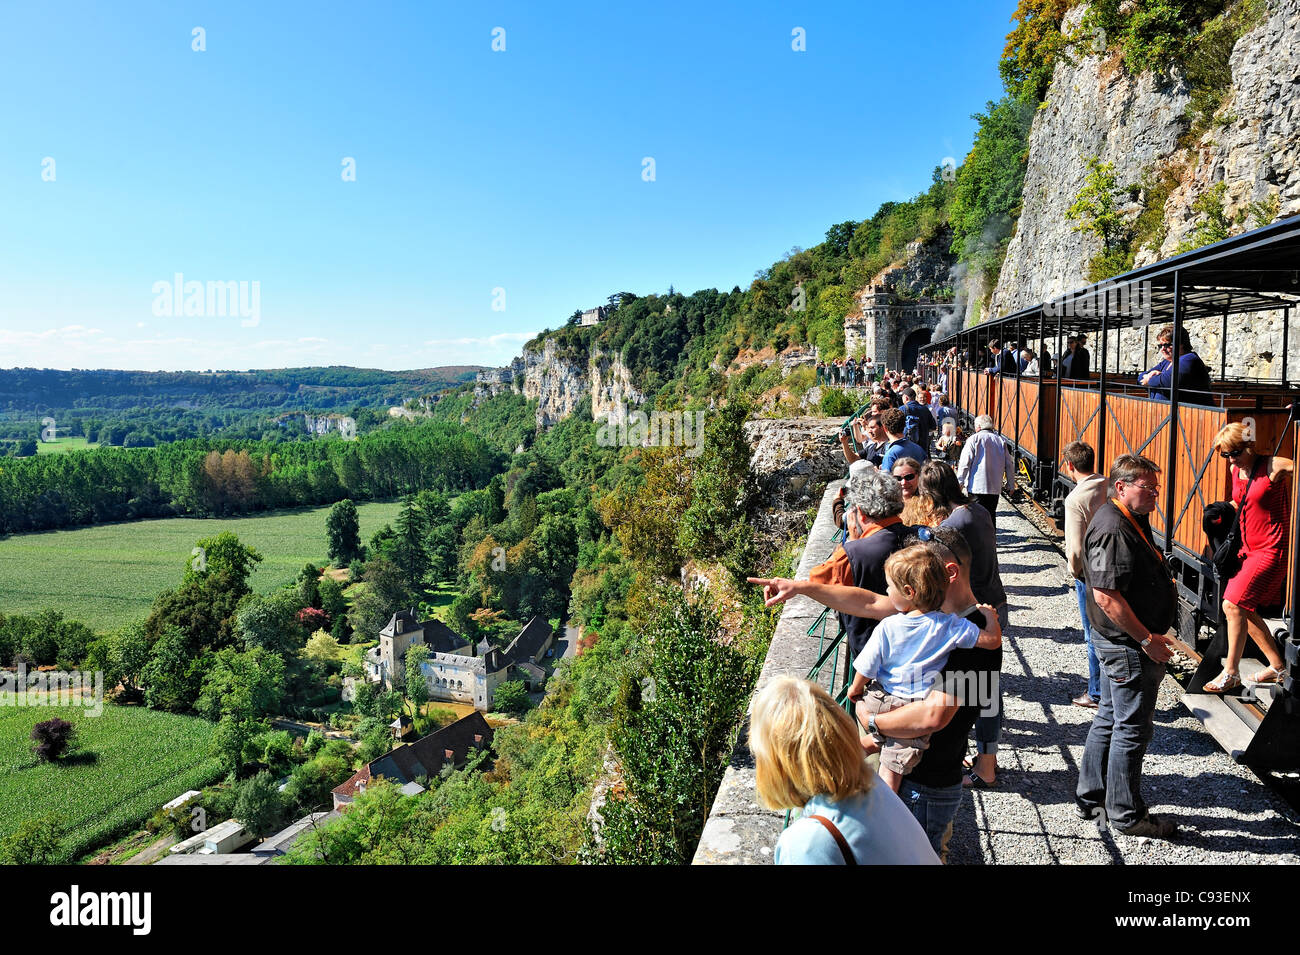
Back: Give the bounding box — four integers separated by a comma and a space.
692, 479, 845, 865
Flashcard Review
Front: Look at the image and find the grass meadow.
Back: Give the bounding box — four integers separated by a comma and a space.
35, 436, 100, 454
0, 702, 223, 861
0, 500, 404, 630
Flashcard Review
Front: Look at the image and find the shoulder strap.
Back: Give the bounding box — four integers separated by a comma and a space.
1112, 500, 1165, 563
807, 814, 857, 865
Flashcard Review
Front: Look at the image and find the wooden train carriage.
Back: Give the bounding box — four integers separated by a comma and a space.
995, 376, 1015, 436
1017, 378, 1056, 464
1053, 389, 1295, 561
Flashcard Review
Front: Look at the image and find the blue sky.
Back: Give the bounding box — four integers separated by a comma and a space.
0, 1, 1012, 371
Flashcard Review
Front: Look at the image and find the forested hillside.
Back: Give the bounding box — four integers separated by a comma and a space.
0, 365, 483, 449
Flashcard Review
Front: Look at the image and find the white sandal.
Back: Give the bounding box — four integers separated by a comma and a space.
1203, 669, 1241, 693
1245, 665, 1286, 685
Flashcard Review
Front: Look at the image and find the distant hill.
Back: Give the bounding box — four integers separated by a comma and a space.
0, 365, 489, 446
0, 366, 486, 412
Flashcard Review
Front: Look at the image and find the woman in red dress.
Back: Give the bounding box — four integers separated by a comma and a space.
1204, 422, 1292, 693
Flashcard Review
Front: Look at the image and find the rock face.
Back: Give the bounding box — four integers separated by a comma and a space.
590, 347, 645, 423
990, 0, 1300, 379
744, 417, 846, 548
991, 5, 1190, 316
1154, 0, 1300, 260
521, 339, 588, 429
473, 357, 523, 404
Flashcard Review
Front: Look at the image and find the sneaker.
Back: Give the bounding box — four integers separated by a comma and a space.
1072, 693, 1099, 709
1116, 814, 1178, 839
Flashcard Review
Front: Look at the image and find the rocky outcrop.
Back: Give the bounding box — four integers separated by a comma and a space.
590, 347, 645, 423
891, 227, 957, 298
990, 1, 1300, 378
522, 340, 587, 428
744, 417, 846, 548
991, 6, 1190, 316
473, 357, 524, 404
1153, 0, 1300, 260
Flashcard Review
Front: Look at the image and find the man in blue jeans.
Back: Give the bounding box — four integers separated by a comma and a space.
1061, 441, 1108, 708
1077, 454, 1179, 839
872, 528, 1000, 860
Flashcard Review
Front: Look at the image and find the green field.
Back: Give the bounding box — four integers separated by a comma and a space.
0, 500, 404, 630
35, 436, 99, 454
0, 703, 223, 861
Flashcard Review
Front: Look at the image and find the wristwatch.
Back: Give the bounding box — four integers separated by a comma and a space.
1139, 634, 1153, 648
866, 714, 885, 744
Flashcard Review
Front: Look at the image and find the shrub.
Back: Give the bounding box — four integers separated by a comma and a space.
819, 389, 857, 417
31, 718, 75, 762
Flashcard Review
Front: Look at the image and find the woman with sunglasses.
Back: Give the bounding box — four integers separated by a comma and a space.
1203, 422, 1292, 693
893, 457, 925, 524
1139, 325, 1211, 403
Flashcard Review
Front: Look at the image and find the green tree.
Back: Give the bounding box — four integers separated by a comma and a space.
357, 724, 393, 764
405, 644, 431, 732
234, 770, 287, 838
326, 499, 363, 565
141, 625, 204, 712
393, 495, 430, 588
303, 630, 344, 668
235, 590, 304, 658
589, 591, 758, 865
678, 400, 758, 564
346, 556, 412, 638
0, 813, 64, 865
187, 531, 263, 589
283, 754, 352, 812
196, 646, 285, 722
319, 576, 348, 621
213, 713, 263, 774
493, 680, 531, 715
104, 621, 154, 701
1066, 155, 1135, 280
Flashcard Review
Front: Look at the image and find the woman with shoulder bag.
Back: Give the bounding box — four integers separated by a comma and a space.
752, 675, 939, 865
1204, 422, 1292, 693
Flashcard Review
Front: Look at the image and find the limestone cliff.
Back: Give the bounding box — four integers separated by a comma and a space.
990, 0, 1300, 377
589, 347, 645, 423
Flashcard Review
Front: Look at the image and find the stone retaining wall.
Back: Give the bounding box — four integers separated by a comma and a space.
692, 480, 845, 865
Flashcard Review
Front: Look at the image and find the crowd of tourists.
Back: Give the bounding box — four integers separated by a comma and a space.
743, 361, 1291, 864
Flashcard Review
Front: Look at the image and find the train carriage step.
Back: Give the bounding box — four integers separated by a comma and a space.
1180, 693, 1255, 763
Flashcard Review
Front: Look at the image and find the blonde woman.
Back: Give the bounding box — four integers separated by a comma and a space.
1203, 422, 1292, 692
751, 675, 939, 865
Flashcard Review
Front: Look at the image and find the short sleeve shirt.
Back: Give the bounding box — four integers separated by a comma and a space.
1082, 501, 1176, 643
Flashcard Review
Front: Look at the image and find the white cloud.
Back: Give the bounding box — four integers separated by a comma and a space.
423, 331, 534, 348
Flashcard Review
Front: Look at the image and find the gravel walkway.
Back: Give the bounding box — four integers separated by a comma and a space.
948, 497, 1300, 864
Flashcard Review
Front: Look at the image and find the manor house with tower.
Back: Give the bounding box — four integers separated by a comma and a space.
364, 610, 554, 711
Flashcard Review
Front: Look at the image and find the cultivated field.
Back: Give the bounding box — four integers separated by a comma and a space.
0, 500, 404, 629
35, 436, 100, 454
0, 703, 223, 861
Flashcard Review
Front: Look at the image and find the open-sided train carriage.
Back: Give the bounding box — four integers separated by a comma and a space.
922, 214, 1300, 772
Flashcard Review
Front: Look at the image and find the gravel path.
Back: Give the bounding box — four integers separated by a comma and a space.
947, 497, 1300, 864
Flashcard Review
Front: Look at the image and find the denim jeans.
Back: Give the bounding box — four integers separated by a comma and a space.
1076, 635, 1165, 830
1074, 579, 1102, 701
973, 602, 1008, 756
902, 779, 963, 862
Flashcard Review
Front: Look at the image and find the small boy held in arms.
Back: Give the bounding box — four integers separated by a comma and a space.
848, 544, 1002, 792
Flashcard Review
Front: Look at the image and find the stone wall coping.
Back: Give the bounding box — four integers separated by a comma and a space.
692, 478, 845, 865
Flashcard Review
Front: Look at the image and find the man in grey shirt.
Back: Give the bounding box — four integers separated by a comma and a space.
1061, 441, 1109, 708
956, 415, 1016, 528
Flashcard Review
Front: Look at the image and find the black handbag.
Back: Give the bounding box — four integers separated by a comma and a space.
1211, 457, 1262, 580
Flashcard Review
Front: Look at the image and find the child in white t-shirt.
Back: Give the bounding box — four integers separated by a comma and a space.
848, 544, 1001, 792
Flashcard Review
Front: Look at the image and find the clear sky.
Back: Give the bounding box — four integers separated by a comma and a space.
0, 1, 1012, 372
